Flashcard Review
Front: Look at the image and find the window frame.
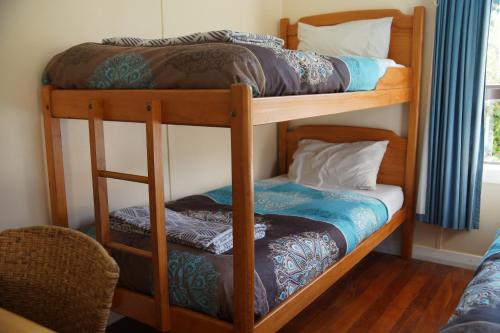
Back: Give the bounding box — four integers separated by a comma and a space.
484, 85, 500, 168
485, 85, 500, 100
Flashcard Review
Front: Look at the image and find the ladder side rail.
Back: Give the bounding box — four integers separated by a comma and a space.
88, 99, 111, 244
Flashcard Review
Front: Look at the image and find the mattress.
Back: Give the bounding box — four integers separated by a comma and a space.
81, 177, 404, 322
43, 42, 400, 97
272, 175, 404, 219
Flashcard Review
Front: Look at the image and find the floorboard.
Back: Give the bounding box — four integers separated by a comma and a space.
106, 252, 473, 333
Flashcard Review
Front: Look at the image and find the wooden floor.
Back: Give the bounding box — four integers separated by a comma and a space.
107, 252, 473, 333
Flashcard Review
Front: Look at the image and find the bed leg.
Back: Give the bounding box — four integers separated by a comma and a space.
230, 84, 255, 333
146, 100, 170, 332
278, 122, 289, 175
401, 8, 424, 261
402, 218, 414, 259
42, 85, 68, 227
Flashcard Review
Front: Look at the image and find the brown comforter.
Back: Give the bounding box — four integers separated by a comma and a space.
43, 42, 350, 96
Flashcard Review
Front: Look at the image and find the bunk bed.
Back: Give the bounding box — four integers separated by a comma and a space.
41, 7, 424, 333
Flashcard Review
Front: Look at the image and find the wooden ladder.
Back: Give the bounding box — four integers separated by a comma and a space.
87, 99, 170, 332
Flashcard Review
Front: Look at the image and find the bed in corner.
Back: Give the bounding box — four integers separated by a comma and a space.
41, 7, 424, 333
81, 125, 406, 324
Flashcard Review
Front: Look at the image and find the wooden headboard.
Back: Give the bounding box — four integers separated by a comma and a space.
285, 125, 408, 187
280, 8, 423, 67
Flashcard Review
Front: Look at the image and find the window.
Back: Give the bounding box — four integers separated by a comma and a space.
485, 1, 500, 164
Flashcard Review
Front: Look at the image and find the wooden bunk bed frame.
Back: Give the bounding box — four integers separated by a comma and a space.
42, 7, 424, 333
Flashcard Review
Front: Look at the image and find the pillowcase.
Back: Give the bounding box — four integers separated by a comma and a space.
288, 139, 389, 190
298, 17, 393, 59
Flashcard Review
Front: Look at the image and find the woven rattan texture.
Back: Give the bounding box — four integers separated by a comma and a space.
0, 226, 119, 333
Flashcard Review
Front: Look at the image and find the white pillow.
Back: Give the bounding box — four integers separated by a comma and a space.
288, 139, 389, 190
298, 17, 393, 59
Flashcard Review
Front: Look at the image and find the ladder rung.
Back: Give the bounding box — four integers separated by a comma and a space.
98, 170, 149, 184
106, 241, 153, 258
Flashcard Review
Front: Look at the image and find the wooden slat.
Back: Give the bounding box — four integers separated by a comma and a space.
402, 6, 425, 259
98, 170, 149, 184
230, 84, 255, 333
145, 100, 170, 332
299, 9, 413, 28
278, 122, 289, 175
42, 85, 68, 227
106, 241, 152, 258
252, 88, 411, 125
254, 209, 407, 333
112, 288, 233, 333
279, 18, 290, 48
51, 89, 231, 127
170, 307, 233, 333
88, 99, 110, 244
48, 70, 410, 129
112, 288, 157, 326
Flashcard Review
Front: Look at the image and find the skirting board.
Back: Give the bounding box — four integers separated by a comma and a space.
375, 241, 482, 270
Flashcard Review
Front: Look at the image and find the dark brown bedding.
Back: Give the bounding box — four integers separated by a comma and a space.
43, 42, 350, 97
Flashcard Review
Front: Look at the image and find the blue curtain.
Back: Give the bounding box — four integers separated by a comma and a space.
417, 0, 492, 230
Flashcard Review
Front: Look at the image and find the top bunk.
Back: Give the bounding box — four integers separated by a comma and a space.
42, 7, 424, 127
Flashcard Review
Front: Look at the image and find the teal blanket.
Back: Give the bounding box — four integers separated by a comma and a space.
205, 180, 388, 253
339, 56, 397, 92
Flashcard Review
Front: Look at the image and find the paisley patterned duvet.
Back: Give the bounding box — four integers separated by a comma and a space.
43, 40, 394, 96
83, 179, 389, 322
441, 231, 500, 333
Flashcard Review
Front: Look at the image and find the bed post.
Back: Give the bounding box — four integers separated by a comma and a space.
280, 18, 290, 48
230, 84, 255, 333
278, 19, 290, 177
42, 85, 68, 227
402, 6, 425, 259
278, 122, 289, 175
146, 100, 170, 332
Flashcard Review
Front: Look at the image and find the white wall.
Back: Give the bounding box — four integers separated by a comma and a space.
0, 0, 280, 230
0, 0, 164, 230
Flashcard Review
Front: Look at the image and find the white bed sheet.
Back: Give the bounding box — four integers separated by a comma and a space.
270, 175, 404, 220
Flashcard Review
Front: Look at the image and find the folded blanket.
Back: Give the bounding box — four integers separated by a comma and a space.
103, 30, 284, 49
110, 206, 267, 254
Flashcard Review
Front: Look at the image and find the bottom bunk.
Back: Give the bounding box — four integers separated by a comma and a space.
81, 175, 406, 330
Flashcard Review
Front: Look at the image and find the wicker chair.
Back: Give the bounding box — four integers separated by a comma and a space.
0, 225, 119, 333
